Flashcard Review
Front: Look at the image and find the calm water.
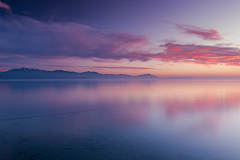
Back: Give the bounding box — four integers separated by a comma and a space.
1, 80, 240, 160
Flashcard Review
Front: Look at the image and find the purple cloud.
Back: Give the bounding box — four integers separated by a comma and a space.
0, 1, 11, 13
0, 15, 152, 61
176, 24, 223, 41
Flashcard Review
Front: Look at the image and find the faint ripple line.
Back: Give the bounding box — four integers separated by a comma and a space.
0, 107, 108, 122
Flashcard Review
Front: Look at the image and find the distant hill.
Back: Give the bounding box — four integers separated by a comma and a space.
135, 73, 160, 79
0, 67, 191, 80
166, 76, 192, 80
0, 68, 79, 79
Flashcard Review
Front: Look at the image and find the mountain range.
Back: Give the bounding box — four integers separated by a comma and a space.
0, 67, 191, 80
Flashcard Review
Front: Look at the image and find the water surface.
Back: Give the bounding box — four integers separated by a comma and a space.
1, 80, 240, 160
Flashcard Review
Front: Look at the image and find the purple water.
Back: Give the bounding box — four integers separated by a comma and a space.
0, 80, 240, 160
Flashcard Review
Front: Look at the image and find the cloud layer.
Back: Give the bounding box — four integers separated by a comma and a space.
1, 9, 240, 67
177, 24, 223, 41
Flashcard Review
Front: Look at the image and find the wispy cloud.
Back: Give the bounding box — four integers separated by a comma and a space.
82, 58, 125, 63
78, 66, 155, 70
162, 38, 177, 43
0, 1, 11, 13
26, 64, 155, 71
176, 24, 223, 41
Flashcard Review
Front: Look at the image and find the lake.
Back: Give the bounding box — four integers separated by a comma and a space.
0, 80, 240, 160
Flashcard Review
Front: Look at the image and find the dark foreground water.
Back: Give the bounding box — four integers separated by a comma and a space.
0, 80, 240, 160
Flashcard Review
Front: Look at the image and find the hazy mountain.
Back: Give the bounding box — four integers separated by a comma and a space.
166, 76, 192, 80
135, 73, 160, 79
0, 67, 191, 80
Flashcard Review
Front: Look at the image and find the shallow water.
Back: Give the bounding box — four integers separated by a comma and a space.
1, 80, 240, 160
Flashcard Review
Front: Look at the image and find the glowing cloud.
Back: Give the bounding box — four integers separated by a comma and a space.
158, 43, 240, 66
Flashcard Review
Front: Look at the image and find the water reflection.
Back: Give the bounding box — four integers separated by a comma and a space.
1, 80, 240, 160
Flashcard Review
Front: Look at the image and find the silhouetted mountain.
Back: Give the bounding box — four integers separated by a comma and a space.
0, 67, 191, 80
80, 71, 101, 75
5, 68, 44, 73
0, 67, 80, 79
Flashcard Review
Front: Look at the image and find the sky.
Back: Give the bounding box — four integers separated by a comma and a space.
1, 0, 240, 77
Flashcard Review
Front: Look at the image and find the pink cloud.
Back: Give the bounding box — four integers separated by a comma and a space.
176, 24, 223, 41
157, 43, 240, 66
214, 43, 234, 47
0, 1, 11, 13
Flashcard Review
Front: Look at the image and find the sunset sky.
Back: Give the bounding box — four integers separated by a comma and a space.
1, 0, 240, 77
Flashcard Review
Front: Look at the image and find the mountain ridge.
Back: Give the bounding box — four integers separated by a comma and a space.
0, 67, 191, 80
